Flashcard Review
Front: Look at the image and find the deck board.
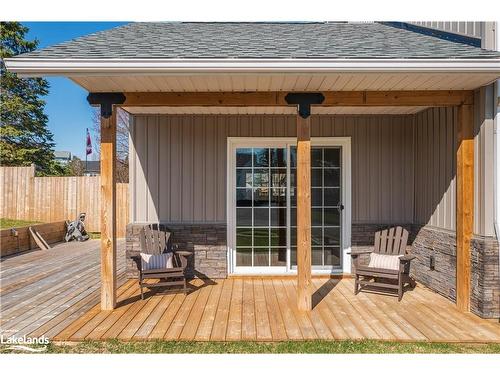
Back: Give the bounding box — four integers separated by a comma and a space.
241, 279, 257, 340
224, 279, 242, 341
253, 279, 272, 341
2, 244, 500, 343
196, 281, 224, 341
210, 279, 234, 341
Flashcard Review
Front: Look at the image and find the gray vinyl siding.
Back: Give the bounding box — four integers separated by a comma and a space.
414, 107, 457, 231
409, 21, 484, 40
130, 114, 416, 225
411, 88, 497, 235
409, 22, 497, 50
474, 86, 496, 236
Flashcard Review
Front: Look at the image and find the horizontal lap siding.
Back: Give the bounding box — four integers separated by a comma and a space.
130, 114, 415, 225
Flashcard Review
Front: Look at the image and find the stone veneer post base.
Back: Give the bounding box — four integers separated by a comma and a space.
126, 223, 227, 280
471, 235, 500, 319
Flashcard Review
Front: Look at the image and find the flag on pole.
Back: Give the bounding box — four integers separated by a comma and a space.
86, 128, 92, 155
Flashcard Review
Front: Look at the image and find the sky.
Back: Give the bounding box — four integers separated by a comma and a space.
23, 22, 128, 159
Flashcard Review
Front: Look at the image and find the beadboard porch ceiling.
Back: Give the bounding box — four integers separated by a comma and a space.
69, 72, 499, 94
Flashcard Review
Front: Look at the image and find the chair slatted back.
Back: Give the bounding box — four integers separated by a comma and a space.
374, 226, 408, 255
139, 225, 171, 255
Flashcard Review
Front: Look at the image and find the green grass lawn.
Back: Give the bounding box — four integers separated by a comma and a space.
2, 340, 500, 354
0, 218, 41, 229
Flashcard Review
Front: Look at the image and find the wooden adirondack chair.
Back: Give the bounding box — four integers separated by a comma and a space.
350, 226, 416, 301
132, 225, 193, 299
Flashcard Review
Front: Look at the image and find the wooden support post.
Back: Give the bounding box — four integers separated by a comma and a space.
296, 115, 312, 311
456, 103, 474, 312
100, 108, 117, 310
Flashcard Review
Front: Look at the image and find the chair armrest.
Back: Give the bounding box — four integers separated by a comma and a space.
400, 255, 415, 262
349, 249, 373, 257
174, 250, 193, 269
175, 250, 193, 257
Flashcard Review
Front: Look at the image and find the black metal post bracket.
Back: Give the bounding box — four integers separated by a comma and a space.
87, 92, 126, 118
285, 92, 325, 119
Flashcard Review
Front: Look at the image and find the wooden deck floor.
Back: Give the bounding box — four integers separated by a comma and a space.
2, 243, 499, 343
54, 277, 500, 343
0, 239, 126, 339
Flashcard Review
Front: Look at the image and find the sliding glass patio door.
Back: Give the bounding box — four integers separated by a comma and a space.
229, 138, 348, 275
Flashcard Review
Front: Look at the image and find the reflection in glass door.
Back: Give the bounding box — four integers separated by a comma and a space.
235, 147, 288, 269
232, 142, 343, 273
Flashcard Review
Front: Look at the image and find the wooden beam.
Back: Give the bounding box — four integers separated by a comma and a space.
100, 108, 117, 311
122, 90, 473, 107
296, 115, 312, 311
363, 90, 474, 107
124, 92, 281, 107
456, 102, 474, 312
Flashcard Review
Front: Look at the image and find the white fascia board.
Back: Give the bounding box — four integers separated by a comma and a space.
4, 58, 500, 77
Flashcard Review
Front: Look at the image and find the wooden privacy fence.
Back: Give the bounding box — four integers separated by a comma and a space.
0, 166, 129, 237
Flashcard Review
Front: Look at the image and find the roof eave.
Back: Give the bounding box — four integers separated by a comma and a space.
4, 58, 500, 77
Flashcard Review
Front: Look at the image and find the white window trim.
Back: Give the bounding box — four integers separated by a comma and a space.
226, 137, 352, 276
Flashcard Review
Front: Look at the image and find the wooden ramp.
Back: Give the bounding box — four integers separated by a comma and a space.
0, 239, 126, 339
52, 278, 500, 343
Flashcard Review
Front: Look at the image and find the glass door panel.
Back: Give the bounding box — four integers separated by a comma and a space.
290, 146, 342, 269
235, 147, 287, 268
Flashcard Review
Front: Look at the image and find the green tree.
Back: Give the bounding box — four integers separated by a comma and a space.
1, 22, 64, 175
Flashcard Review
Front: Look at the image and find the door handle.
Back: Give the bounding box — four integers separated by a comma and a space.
337, 203, 345, 211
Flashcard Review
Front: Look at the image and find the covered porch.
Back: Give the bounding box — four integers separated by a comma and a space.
92, 86, 481, 314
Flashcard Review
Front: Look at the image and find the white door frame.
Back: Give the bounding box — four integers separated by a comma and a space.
226, 137, 352, 275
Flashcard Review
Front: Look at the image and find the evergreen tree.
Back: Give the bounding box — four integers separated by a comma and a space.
1, 22, 65, 175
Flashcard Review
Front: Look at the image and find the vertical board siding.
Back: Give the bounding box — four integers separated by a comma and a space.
408, 22, 497, 51
474, 86, 496, 236
414, 107, 457, 231
130, 114, 415, 224
409, 21, 483, 39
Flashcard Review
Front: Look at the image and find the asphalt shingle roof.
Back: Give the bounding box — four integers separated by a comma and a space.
18, 22, 500, 59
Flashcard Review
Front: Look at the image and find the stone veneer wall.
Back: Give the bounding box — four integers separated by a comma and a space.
409, 226, 457, 302
471, 235, 500, 319
126, 223, 227, 279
